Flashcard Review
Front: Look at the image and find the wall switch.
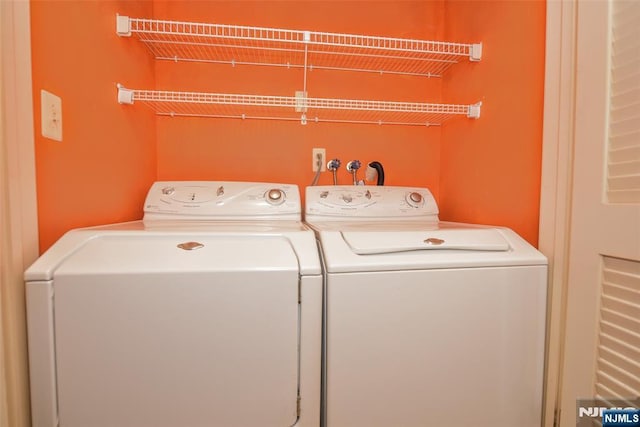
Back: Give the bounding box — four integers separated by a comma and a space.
41, 90, 62, 142
312, 148, 326, 172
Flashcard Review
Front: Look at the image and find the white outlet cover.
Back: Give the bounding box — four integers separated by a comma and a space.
312, 148, 326, 172
41, 90, 62, 141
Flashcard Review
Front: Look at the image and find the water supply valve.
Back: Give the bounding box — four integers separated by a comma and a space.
346, 160, 361, 185
327, 159, 341, 185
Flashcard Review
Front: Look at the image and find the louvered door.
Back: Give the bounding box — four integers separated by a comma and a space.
606, 0, 640, 203
596, 257, 640, 400
559, 1, 640, 426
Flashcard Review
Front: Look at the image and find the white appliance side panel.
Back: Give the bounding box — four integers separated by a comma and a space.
54, 269, 299, 427
25, 281, 58, 427
297, 275, 323, 427
325, 266, 547, 427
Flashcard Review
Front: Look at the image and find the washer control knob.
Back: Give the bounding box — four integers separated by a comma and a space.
162, 186, 175, 195
266, 189, 285, 205
407, 192, 423, 206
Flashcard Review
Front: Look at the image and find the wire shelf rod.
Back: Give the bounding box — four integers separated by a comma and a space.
138, 39, 306, 56
147, 49, 454, 77
156, 112, 303, 122
305, 64, 439, 78
140, 39, 467, 70
151, 54, 442, 77
154, 111, 442, 127
155, 56, 305, 69
138, 37, 466, 65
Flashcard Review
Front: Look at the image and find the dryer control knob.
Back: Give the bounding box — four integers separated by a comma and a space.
162, 186, 175, 195
266, 189, 285, 205
407, 192, 423, 206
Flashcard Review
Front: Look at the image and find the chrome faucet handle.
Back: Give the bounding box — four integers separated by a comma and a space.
346, 160, 361, 185
327, 159, 341, 185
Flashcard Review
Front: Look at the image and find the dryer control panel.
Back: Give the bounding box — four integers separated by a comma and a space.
144, 181, 301, 220
305, 185, 439, 220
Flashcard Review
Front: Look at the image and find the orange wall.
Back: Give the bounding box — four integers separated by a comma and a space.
152, 1, 444, 194
440, 0, 546, 246
30, 0, 156, 251
30, 0, 546, 251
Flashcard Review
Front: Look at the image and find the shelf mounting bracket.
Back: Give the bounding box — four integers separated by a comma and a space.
467, 102, 482, 119
470, 43, 483, 62
116, 15, 131, 37
117, 84, 134, 105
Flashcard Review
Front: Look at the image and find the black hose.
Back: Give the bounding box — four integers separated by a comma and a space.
368, 161, 385, 186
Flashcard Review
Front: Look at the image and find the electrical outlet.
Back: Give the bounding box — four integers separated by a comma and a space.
312, 148, 326, 172
41, 90, 62, 142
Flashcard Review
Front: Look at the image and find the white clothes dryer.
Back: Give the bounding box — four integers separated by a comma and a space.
26, 181, 322, 427
305, 185, 547, 427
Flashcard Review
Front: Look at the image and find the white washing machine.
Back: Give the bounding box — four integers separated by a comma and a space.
26, 181, 322, 427
305, 185, 547, 427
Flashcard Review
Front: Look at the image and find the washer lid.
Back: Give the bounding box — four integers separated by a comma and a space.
25, 221, 322, 281
342, 228, 510, 255
313, 222, 547, 273
53, 234, 299, 276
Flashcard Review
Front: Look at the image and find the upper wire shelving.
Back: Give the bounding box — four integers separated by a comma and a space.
117, 15, 481, 78
116, 15, 482, 126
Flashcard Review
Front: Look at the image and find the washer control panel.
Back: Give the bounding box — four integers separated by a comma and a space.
144, 181, 301, 220
305, 185, 439, 219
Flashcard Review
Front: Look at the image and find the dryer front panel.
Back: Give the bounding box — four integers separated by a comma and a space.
51, 236, 300, 427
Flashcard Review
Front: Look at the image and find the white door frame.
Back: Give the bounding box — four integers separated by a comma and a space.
0, 0, 38, 426
539, 0, 578, 426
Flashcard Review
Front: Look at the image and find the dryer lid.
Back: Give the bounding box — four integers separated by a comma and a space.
342, 228, 510, 255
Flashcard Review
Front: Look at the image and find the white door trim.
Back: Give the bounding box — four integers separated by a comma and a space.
538, 1, 578, 426
0, 0, 38, 425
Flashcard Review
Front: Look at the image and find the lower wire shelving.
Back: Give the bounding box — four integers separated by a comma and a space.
117, 85, 481, 127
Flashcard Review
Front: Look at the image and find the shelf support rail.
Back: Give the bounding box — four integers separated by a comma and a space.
301, 30, 311, 124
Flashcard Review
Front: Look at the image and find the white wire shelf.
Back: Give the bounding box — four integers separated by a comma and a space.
116, 15, 482, 78
117, 86, 481, 127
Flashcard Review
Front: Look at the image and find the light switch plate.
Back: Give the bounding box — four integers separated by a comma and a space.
41, 90, 62, 141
